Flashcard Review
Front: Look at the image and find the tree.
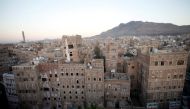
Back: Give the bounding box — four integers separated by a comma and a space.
85, 103, 103, 109
94, 46, 103, 59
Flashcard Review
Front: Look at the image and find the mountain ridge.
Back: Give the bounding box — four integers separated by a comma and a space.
94, 21, 190, 38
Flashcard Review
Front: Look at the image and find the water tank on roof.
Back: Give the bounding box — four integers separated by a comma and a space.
153, 48, 158, 53
111, 69, 116, 73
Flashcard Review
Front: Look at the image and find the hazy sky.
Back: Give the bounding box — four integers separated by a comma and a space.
0, 0, 190, 43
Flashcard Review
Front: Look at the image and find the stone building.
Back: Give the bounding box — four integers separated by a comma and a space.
124, 57, 139, 90
12, 63, 41, 109
0, 46, 11, 78
12, 57, 131, 109
13, 49, 36, 63
62, 35, 82, 63
0, 45, 18, 80
58, 63, 86, 108
3, 73, 19, 109
104, 42, 119, 72
38, 63, 59, 109
104, 71, 130, 108
38, 62, 86, 109
37, 59, 105, 109
85, 59, 104, 107
138, 49, 188, 108
132, 38, 160, 55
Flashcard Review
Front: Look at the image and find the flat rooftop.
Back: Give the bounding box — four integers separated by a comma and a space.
105, 72, 129, 80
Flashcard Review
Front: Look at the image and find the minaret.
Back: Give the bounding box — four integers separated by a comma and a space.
22, 31, 25, 43
65, 38, 70, 62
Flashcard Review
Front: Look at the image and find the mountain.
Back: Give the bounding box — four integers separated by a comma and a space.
95, 21, 190, 38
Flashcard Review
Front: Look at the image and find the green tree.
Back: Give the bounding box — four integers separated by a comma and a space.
85, 103, 104, 109
94, 46, 103, 59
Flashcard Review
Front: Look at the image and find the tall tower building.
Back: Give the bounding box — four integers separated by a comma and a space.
22, 31, 25, 43
62, 35, 82, 62
138, 50, 188, 108
104, 42, 119, 72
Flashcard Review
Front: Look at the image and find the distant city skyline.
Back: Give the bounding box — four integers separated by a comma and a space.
1, 0, 190, 43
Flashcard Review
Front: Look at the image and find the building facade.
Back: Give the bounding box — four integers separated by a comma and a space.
3, 73, 19, 109
124, 57, 139, 90
12, 57, 131, 109
85, 59, 104, 107
12, 63, 41, 109
105, 71, 130, 108
138, 50, 188, 108
62, 35, 82, 63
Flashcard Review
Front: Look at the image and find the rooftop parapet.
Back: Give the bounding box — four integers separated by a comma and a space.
105, 70, 130, 81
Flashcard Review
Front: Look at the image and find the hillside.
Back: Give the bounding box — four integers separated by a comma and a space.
94, 21, 190, 38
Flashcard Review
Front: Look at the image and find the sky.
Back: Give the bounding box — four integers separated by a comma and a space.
0, 0, 190, 43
